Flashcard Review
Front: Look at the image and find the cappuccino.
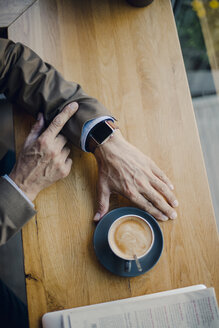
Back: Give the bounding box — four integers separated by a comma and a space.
108, 215, 153, 260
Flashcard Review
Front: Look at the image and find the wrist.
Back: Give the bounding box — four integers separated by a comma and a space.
93, 129, 124, 158
86, 120, 119, 153
9, 171, 38, 202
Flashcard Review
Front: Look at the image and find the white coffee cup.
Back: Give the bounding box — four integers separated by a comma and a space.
108, 214, 154, 272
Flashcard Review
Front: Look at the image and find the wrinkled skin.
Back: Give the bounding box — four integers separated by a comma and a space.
10, 103, 78, 201
9, 101, 178, 222
93, 130, 178, 222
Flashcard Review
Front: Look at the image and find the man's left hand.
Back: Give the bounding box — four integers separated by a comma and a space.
93, 130, 178, 222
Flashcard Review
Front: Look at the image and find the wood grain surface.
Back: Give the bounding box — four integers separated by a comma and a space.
8, 0, 219, 327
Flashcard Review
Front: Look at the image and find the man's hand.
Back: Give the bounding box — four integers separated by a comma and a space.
93, 130, 178, 222
9, 102, 78, 201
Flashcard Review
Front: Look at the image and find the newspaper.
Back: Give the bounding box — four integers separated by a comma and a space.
62, 288, 219, 328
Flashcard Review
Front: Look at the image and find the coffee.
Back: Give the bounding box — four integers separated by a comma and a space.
108, 215, 153, 260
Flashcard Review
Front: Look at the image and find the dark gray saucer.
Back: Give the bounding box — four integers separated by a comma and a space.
93, 207, 163, 277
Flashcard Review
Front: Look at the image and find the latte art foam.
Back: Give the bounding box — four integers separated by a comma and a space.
109, 216, 153, 260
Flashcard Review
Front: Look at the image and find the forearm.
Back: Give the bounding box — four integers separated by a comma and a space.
0, 38, 111, 148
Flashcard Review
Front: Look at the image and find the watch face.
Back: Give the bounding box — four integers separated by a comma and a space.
92, 122, 113, 144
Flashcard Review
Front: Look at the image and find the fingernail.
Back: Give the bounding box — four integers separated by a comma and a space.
173, 200, 179, 207
170, 211, 177, 220
161, 215, 169, 221
170, 184, 174, 190
93, 212, 101, 222
69, 102, 78, 110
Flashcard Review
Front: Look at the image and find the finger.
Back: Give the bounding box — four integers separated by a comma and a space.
24, 113, 44, 147
150, 176, 179, 208
128, 192, 169, 222
141, 187, 177, 220
55, 134, 68, 152
152, 164, 174, 190
42, 102, 78, 139
61, 146, 71, 161
65, 158, 73, 176
94, 182, 110, 222
58, 158, 72, 179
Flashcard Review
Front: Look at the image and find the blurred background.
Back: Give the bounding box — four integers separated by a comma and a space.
173, 0, 219, 232
0, 0, 218, 306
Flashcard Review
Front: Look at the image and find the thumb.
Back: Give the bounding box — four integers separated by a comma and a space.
94, 183, 110, 222
24, 113, 44, 147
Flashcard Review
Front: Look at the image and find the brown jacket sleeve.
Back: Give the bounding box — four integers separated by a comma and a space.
0, 38, 111, 148
0, 177, 36, 246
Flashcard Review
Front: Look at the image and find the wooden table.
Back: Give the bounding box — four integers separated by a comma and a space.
5, 0, 219, 326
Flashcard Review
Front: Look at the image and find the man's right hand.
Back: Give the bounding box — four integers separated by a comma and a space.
9, 102, 78, 201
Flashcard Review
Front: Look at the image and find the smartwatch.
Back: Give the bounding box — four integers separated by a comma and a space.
86, 120, 118, 153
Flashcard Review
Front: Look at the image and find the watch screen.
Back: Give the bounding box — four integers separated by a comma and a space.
91, 122, 113, 144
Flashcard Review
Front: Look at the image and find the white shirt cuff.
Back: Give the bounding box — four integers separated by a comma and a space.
2, 175, 35, 208
81, 116, 114, 152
